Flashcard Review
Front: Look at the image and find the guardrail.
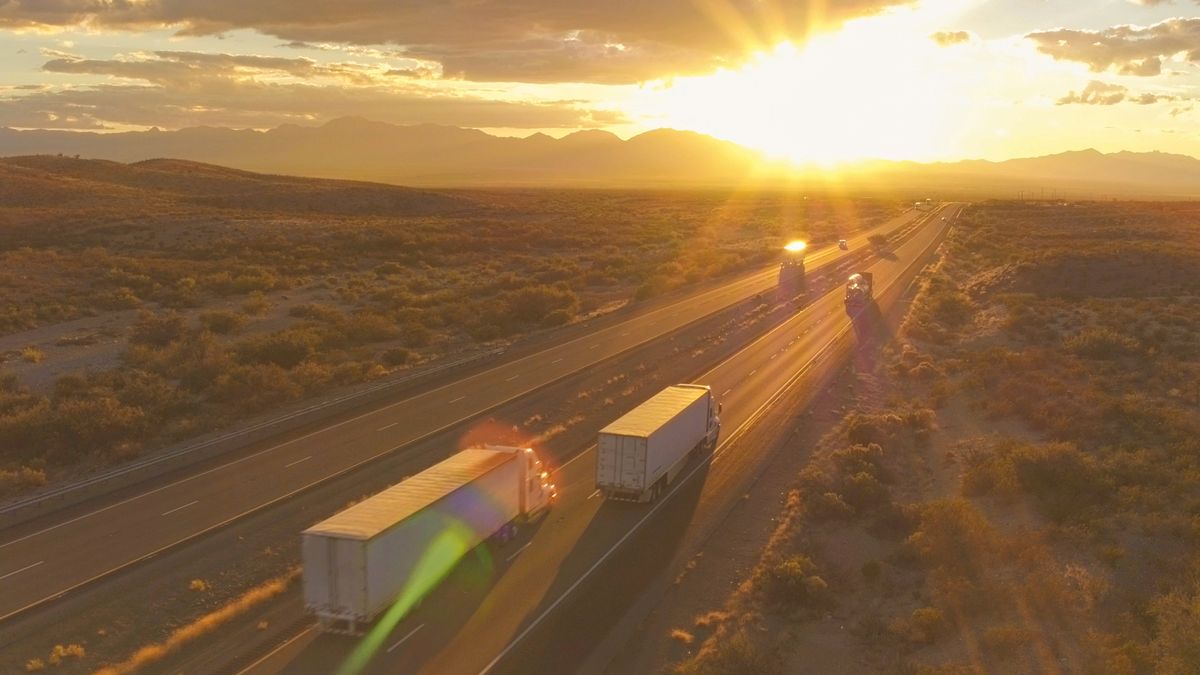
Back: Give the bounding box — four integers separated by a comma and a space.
0, 347, 504, 527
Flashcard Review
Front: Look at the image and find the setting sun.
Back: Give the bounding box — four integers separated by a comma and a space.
627, 8, 963, 165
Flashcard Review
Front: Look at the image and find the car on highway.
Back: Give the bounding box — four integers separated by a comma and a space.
838, 239, 848, 250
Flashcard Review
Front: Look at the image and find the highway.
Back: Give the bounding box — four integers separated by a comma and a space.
0, 206, 941, 626
237, 204, 963, 675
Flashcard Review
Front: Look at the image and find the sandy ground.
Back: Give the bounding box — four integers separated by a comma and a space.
0, 282, 342, 392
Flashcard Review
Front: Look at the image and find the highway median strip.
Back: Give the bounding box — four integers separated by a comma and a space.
93, 567, 301, 675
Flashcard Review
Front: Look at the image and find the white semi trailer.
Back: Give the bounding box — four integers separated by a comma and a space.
302, 445, 556, 634
596, 384, 720, 502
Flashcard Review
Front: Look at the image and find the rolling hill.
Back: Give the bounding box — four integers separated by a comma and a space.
0, 154, 478, 215
3, 118, 1199, 197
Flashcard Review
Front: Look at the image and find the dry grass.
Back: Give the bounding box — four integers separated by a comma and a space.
670, 628, 695, 645
1, 162, 902, 494
670, 201, 1200, 674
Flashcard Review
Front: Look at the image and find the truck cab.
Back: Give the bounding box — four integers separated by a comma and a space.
518, 446, 557, 517
844, 272, 874, 315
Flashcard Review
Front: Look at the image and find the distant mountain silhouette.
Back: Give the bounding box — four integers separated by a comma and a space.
2, 118, 1198, 197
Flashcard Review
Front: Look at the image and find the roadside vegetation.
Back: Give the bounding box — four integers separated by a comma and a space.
670, 201, 1200, 674
0, 156, 902, 496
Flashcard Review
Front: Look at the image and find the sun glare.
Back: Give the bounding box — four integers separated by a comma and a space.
630, 7, 967, 165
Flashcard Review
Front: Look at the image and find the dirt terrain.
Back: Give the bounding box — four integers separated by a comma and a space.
621, 201, 1200, 675
0, 156, 903, 497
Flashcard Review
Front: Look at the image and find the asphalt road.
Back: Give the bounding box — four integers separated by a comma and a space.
241, 204, 963, 675
0, 207, 940, 625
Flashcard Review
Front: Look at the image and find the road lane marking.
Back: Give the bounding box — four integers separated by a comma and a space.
285, 456, 312, 468
479, 210, 948, 675
749, 369, 757, 376
587, 489, 601, 500
160, 500, 199, 517
589, 344, 600, 350
0, 212, 927, 624
550, 358, 563, 364
722, 389, 732, 396
620, 332, 630, 337
0, 560, 43, 581
506, 542, 533, 562
387, 624, 425, 654
377, 422, 399, 431
505, 375, 519, 382
448, 396, 465, 403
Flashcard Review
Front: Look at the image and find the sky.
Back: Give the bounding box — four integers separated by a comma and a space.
0, 0, 1198, 163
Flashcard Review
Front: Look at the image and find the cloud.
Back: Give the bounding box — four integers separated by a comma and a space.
4, 50, 624, 130
930, 31, 971, 47
0, 1, 914, 83
1056, 79, 1182, 105
1057, 81, 1129, 105
1027, 18, 1200, 77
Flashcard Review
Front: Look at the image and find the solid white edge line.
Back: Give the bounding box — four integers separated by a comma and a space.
284, 456, 312, 469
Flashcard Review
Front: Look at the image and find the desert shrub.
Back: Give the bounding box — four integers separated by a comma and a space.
845, 409, 933, 447
95, 286, 142, 310
981, 624, 1036, 653
763, 554, 828, 608
402, 321, 433, 348
503, 284, 579, 324
809, 491, 856, 520
130, 311, 187, 346
198, 310, 246, 335
542, 308, 573, 327
1065, 327, 1140, 359
1149, 582, 1200, 674
670, 630, 778, 675
47, 644, 85, 665
905, 499, 999, 579
20, 346, 44, 364
840, 471, 890, 510
340, 311, 402, 345
51, 395, 147, 461
210, 364, 302, 412
242, 291, 271, 316
288, 303, 344, 323
235, 329, 320, 368
832, 443, 888, 480
382, 348, 412, 367
962, 442, 1108, 522
889, 607, 947, 644
0, 465, 47, 495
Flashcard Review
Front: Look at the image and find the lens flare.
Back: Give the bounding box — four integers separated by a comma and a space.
784, 240, 807, 252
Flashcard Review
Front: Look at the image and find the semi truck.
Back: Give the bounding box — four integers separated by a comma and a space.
596, 384, 720, 502
778, 242, 807, 294
302, 445, 556, 634
844, 271, 874, 314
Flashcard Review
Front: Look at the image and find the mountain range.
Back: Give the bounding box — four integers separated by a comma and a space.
2, 118, 1198, 198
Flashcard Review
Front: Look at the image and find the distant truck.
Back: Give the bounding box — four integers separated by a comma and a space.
777, 241, 807, 294
596, 384, 720, 502
838, 239, 849, 250
844, 272, 874, 314
303, 446, 556, 634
